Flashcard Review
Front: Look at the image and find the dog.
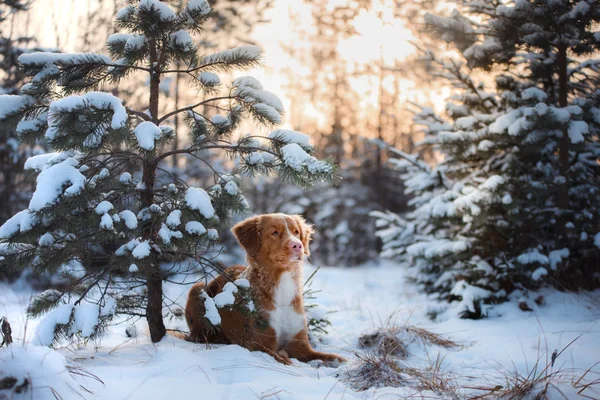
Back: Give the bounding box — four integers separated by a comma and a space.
185, 213, 346, 365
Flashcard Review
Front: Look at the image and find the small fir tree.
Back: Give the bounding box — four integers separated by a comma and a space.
0, 0, 335, 344
374, 0, 600, 317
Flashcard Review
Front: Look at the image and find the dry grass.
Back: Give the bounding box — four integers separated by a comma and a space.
404, 326, 460, 349
464, 335, 600, 400
347, 323, 461, 396
357, 323, 459, 359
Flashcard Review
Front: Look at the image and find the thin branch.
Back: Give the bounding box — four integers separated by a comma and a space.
158, 96, 235, 123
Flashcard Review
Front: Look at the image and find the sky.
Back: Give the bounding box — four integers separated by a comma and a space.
9, 0, 447, 135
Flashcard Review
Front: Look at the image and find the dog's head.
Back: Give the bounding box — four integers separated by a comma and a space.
232, 213, 314, 267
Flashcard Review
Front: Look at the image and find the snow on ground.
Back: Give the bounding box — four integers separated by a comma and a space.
1, 262, 600, 399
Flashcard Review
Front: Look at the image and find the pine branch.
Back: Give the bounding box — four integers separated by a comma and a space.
158, 96, 234, 123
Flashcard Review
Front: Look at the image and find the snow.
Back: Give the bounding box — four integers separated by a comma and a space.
201, 46, 262, 66
124, 34, 147, 52
213, 282, 237, 308
234, 278, 250, 288
115, 5, 134, 20
119, 172, 132, 184
23, 152, 59, 172
0, 345, 83, 399
134, 121, 162, 151
29, 157, 86, 211
188, 0, 211, 14
139, 0, 176, 21
119, 210, 138, 229
549, 248, 569, 270
95, 201, 113, 215
159, 223, 183, 244
232, 76, 263, 90
0, 210, 29, 238
170, 30, 195, 51
211, 114, 226, 124
100, 213, 114, 229
281, 143, 310, 171
198, 72, 220, 86
39, 232, 54, 246
517, 248, 549, 265
107, 32, 132, 45
246, 151, 264, 166
185, 221, 207, 235
34, 303, 74, 346
268, 129, 312, 147
489, 109, 521, 134
165, 210, 181, 229
131, 240, 151, 259
129, 264, 139, 273
2, 263, 600, 399
521, 87, 548, 101
224, 180, 238, 195
568, 120, 588, 143
0, 94, 33, 119
184, 187, 215, 219
532, 267, 548, 281
47, 92, 127, 138
73, 303, 101, 337
201, 291, 221, 325
594, 232, 600, 248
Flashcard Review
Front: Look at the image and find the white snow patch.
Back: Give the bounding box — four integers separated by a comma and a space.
568, 120, 588, 144
29, 157, 86, 211
532, 267, 548, 281
132, 240, 151, 259
119, 172, 132, 185
139, 0, 176, 21
95, 201, 113, 215
134, 121, 162, 151
198, 72, 220, 86
517, 249, 549, 265
185, 221, 207, 235
188, 0, 211, 14
268, 129, 312, 147
34, 304, 74, 346
185, 187, 215, 219
119, 210, 138, 229
201, 291, 221, 325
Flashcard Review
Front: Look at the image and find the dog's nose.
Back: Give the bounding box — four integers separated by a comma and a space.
288, 240, 303, 253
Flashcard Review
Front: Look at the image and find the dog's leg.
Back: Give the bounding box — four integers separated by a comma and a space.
245, 327, 293, 365
286, 330, 346, 364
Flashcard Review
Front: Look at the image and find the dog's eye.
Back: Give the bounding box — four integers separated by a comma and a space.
294, 229, 300, 235
272, 230, 279, 236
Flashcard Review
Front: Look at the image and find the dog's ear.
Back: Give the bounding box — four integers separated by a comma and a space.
232, 216, 262, 257
294, 215, 314, 256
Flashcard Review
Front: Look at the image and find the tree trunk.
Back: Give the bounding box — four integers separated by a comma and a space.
557, 44, 569, 212
146, 269, 165, 342
143, 38, 166, 343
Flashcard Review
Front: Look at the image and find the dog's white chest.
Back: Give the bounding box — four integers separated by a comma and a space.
269, 271, 305, 346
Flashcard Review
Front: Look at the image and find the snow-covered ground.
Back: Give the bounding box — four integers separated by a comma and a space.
2, 262, 600, 399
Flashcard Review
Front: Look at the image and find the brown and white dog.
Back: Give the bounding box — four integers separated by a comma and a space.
185, 213, 345, 365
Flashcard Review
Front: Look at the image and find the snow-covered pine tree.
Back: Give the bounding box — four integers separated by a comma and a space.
0, 0, 335, 344
374, 0, 600, 317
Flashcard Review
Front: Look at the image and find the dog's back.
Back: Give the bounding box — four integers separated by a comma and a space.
185, 265, 246, 343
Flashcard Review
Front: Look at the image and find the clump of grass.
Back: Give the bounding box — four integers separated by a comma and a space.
345, 351, 407, 391
358, 327, 408, 359
357, 323, 459, 359
404, 326, 460, 349
347, 323, 461, 395
465, 336, 600, 400
344, 349, 459, 396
